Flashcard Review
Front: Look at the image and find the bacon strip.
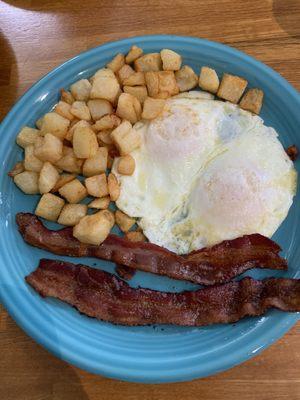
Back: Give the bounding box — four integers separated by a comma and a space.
17, 213, 287, 286
26, 259, 300, 326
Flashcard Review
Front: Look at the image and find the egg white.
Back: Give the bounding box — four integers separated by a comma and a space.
113, 94, 297, 254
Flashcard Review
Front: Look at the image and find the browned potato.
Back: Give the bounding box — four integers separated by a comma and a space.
97, 130, 113, 145
107, 53, 125, 73
160, 49, 182, 71
93, 114, 121, 131
123, 72, 145, 86
73, 126, 98, 159
35, 116, 44, 130
73, 210, 114, 245
51, 173, 76, 192
54, 101, 74, 121
14, 171, 39, 194
111, 121, 140, 155
66, 119, 90, 142
142, 97, 166, 120
115, 210, 135, 232
134, 53, 162, 72
144, 72, 159, 97
117, 64, 135, 85
125, 45, 143, 64
85, 173, 108, 197
123, 86, 148, 104
16, 127, 40, 148
90, 68, 120, 103
125, 231, 146, 242
199, 66, 220, 94
87, 99, 113, 121
217, 73, 248, 103
59, 178, 87, 203
239, 88, 264, 114
60, 89, 74, 105
116, 93, 142, 124
34, 133, 63, 164
88, 196, 110, 209
107, 173, 120, 201
24, 145, 43, 172
70, 79, 92, 101
58, 203, 88, 226
145, 71, 178, 98
8, 161, 24, 177
70, 101, 91, 121
117, 154, 135, 175
40, 112, 70, 140
39, 162, 60, 194
175, 66, 198, 92
55, 149, 83, 174
35, 193, 65, 222
82, 147, 108, 177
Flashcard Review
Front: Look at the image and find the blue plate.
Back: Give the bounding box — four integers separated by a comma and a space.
0, 35, 299, 383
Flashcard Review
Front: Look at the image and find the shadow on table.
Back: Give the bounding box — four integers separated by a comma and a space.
273, 0, 300, 38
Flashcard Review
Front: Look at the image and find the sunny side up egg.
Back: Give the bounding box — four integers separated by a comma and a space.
113, 94, 297, 254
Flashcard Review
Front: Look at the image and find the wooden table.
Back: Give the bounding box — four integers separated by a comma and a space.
1, 0, 300, 398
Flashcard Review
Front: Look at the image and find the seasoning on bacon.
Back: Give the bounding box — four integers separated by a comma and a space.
17, 213, 287, 286
26, 259, 300, 326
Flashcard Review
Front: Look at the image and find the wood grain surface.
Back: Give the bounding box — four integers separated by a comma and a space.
0, 0, 299, 399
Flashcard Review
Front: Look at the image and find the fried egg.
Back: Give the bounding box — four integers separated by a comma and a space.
113, 94, 297, 254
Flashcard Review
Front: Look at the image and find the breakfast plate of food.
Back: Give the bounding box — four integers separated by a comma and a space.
0, 35, 299, 383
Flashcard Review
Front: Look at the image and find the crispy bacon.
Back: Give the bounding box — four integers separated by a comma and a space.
26, 259, 300, 326
17, 213, 287, 286
115, 264, 136, 280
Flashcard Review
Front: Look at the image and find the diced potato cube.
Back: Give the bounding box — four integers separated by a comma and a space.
88, 196, 110, 209
39, 162, 59, 194
175, 66, 198, 92
107, 173, 120, 201
145, 71, 178, 98
160, 49, 182, 71
70, 79, 92, 101
35, 117, 44, 130
55, 150, 83, 174
116, 93, 141, 124
51, 173, 76, 192
60, 89, 74, 105
59, 178, 87, 203
199, 66, 220, 94
90, 68, 120, 103
58, 203, 87, 226
66, 119, 90, 142
54, 101, 74, 121
34, 133, 63, 164
35, 193, 65, 221
217, 73, 248, 103
125, 45, 143, 64
117, 64, 135, 85
24, 145, 43, 172
125, 231, 146, 242
73, 210, 114, 245
123, 72, 145, 86
82, 147, 108, 177
107, 53, 125, 73
70, 101, 91, 121
87, 99, 113, 121
239, 88, 264, 114
142, 97, 166, 120
111, 121, 140, 155
14, 171, 39, 194
93, 114, 121, 131
40, 112, 70, 140
85, 173, 108, 197
117, 154, 135, 175
115, 210, 135, 232
8, 161, 24, 177
134, 53, 162, 72
144, 71, 159, 97
73, 126, 98, 159
16, 127, 40, 148
123, 86, 148, 104
92, 67, 116, 81
97, 130, 113, 145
